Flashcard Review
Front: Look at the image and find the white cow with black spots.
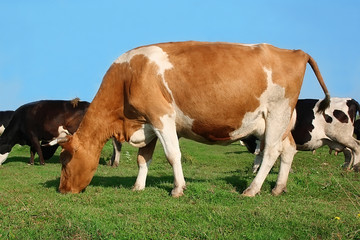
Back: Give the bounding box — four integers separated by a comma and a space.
247, 98, 360, 172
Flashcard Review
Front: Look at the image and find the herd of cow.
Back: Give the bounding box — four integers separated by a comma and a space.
1, 41, 359, 197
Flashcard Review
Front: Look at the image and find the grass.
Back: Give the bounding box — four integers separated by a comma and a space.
0, 139, 359, 239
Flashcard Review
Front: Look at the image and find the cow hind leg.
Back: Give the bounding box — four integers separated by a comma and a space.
243, 141, 281, 196
243, 104, 293, 197
331, 137, 360, 171
133, 138, 157, 191
272, 135, 297, 196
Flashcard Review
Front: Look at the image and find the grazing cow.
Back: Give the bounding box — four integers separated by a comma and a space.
0, 99, 89, 165
54, 41, 330, 197
0, 111, 15, 135
249, 98, 360, 172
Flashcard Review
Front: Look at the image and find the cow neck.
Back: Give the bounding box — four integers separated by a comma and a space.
75, 107, 112, 155
74, 63, 124, 159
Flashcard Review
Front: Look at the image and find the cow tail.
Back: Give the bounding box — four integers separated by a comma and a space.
307, 54, 331, 113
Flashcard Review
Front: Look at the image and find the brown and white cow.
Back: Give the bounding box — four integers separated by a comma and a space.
55, 41, 330, 197
250, 98, 360, 173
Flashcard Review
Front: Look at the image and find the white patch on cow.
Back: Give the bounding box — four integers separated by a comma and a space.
0, 125, 5, 135
0, 152, 9, 165
129, 124, 156, 148
218, 42, 268, 49
237, 43, 267, 48
114, 46, 173, 76
115, 46, 175, 100
155, 112, 179, 159
230, 67, 291, 140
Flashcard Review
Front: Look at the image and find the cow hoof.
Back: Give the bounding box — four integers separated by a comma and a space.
111, 163, 119, 168
353, 164, 360, 172
342, 163, 351, 171
271, 185, 287, 196
171, 186, 185, 198
242, 187, 259, 197
132, 185, 145, 191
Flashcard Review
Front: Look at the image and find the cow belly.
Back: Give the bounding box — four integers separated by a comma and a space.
296, 136, 329, 151
175, 107, 266, 145
0, 125, 4, 135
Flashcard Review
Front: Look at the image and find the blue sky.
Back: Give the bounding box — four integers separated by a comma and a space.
1, 1, 360, 110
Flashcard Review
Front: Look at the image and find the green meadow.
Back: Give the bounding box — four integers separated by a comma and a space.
0, 139, 359, 239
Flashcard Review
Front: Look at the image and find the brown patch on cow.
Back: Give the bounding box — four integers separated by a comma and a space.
160, 43, 310, 141
333, 110, 348, 123
122, 54, 174, 130
161, 43, 270, 140
323, 113, 333, 123
191, 123, 235, 141
269, 47, 308, 110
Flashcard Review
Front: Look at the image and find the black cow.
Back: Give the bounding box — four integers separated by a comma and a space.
246, 98, 360, 172
0, 99, 121, 165
0, 111, 15, 135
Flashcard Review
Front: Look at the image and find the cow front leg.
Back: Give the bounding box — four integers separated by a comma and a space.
133, 138, 157, 191
153, 114, 186, 197
29, 147, 36, 165
272, 135, 297, 196
29, 135, 45, 165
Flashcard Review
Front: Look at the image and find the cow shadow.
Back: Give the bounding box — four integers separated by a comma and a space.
223, 169, 278, 193
43, 175, 200, 194
222, 169, 252, 193
4, 156, 60, 165
43, 176, 137, 191
4, 156, 110, 166
225, 150, 251, 155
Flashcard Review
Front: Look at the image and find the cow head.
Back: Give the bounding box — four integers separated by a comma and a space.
57, 135, 99, 193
